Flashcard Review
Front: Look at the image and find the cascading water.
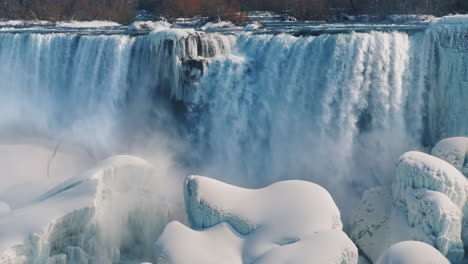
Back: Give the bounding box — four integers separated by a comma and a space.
189, 31, 428, 217
0, 18, 466, 263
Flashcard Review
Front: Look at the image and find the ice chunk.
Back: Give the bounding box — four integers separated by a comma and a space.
393, 151, 467, 210
431, 137, 468, 177
405, 189, 463, 261
155, 176, 357, 264
376, 241, 450, 264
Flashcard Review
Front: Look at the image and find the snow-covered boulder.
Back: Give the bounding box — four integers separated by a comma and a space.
0, 155, 181, 264
128, 21, 172, 31
155, 176, 358, 264
351, 151, 467, 263
376, 241, 450, 264
201, 21, 234, 31
431, 137, 468, 253
244, 22, 262, 31
431, 137, 468, 177
393, 151, 467, 209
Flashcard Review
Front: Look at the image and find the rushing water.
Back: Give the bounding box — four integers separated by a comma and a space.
0, 20, 467, 261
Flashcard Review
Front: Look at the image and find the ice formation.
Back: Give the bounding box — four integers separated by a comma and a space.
351, 151, 467, 263
0, 155, 181, 264
155, 176, 358, 264
431, 137, 468, 252
393, 151, 467, 210
376, 241, 450, 264
431, 137, 468, 177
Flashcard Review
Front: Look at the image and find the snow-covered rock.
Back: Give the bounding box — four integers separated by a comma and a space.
393, 151, 467, 210
128, 21, 172, 31
351, 151, 467, 263
431, 137, 468, 177
431, 137, 468, 253
184, 175, 343, 235
155, 176, 358, 264
244, 22, 262, 31
201, 21, 234, 31
0, 155, 181, 264
376, 241, 450, 264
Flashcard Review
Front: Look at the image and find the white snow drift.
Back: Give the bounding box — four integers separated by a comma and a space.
0, 155, 181, 264
351, 151, 467, 263
155, 176, 358, 264
376, 241, 450, 264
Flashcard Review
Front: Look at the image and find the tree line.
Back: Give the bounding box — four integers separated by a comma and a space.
144, 0, 467, 20
0, 0, 135, 22
0, 0, 467, 23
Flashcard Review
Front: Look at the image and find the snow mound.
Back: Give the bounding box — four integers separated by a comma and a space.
184, 175, 343, 235
431, 137, 468, 177
128, 21, 172, 31
0, 155, 181, 264
351, 151, 467, 263
201, 21, 234, 31
155, 176, 358, 264
155, 222, 243, 264
376, 241, 450, 264
56, 20, 120, 28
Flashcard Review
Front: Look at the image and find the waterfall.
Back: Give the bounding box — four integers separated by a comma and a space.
0, 19, 466, 228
